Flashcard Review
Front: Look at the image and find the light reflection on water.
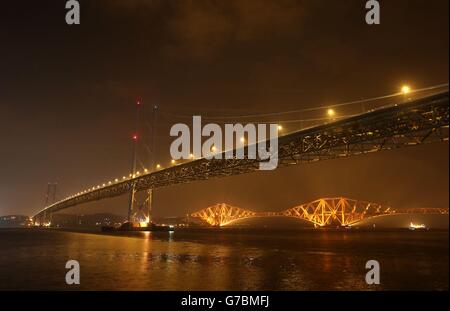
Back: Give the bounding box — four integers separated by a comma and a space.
0, 228, 447, 290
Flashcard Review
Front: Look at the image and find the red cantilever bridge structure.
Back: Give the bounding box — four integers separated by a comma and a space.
190, 199, 449, 227
32, 91, 449, 223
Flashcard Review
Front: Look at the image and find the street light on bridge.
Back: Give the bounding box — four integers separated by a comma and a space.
401, 85, 411, 95
327, 108, 335, 118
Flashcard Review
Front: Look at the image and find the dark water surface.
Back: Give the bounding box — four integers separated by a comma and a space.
0, 228, 447, 290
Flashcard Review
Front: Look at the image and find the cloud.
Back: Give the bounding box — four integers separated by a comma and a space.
165, 1, 235, 60
91, 0, 306, 60
231, 0, 306, 42
163, 0, 306, 60
97, 0, 163, 10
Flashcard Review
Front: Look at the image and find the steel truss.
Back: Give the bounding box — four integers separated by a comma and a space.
190, 198, 449, 227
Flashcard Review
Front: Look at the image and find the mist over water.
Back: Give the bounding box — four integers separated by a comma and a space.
0, 228, 447, 290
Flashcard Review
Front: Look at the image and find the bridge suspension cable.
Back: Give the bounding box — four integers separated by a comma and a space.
159, 83, 449, 121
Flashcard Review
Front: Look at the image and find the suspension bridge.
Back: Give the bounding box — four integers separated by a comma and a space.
32, 90, 449, 225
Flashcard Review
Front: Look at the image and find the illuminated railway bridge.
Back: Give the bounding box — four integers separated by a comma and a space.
32, 91, 449, 224
189, 199, 449, 227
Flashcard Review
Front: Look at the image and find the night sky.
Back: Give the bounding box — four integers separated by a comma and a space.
0, 0, 448, 217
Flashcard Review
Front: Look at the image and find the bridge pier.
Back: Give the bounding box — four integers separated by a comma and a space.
128, 186, 153, 224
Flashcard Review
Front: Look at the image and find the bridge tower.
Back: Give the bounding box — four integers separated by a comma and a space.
127, 99, 141, 222
146, 104, 158, 224
127, 100, 158, 224
42, 182, 57, 225
127, 133, 138, 222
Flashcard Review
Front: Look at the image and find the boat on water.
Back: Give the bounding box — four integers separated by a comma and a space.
102, 221, 174, 232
